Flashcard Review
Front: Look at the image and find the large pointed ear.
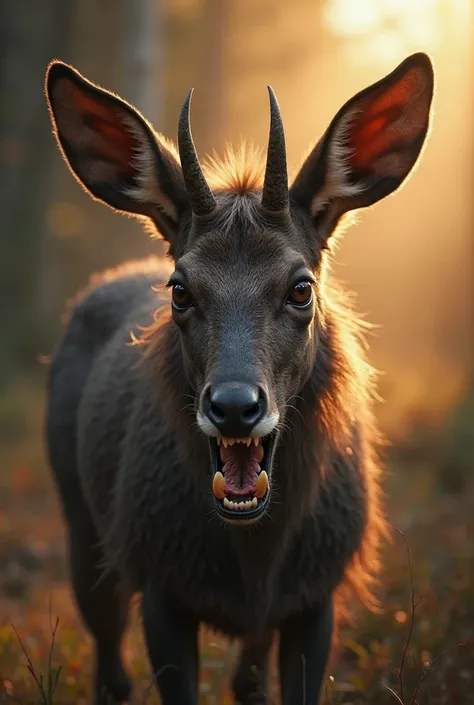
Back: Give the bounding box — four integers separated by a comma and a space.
290, 53, 434, 236
45, 61, 190, 246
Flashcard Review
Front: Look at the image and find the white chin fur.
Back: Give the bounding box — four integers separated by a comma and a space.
251, 412, 279, 438
196, 412, 221, 437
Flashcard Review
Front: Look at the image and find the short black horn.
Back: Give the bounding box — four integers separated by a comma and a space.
178, 89, 216, 216
261, 86, 289, 212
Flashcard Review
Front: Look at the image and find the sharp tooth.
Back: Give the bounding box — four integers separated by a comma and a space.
245, 438, 251, 447
239, 501, 246, 510
228, 438, 235, 446
212, 471, 226, 500
253, 437, 260, 447
255, 471, 269, 499
223, 497, 231, 509
216, 437, 221, 446
223, 438, 228, 448
251, 497, 258, 508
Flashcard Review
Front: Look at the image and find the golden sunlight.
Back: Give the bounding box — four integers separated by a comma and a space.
322, 0, 450, 65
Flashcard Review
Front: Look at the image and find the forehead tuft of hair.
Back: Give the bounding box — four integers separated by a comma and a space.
203, 142, 265, 194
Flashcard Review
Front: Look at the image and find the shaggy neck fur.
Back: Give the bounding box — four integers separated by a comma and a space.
142, 278, 383, 616
135, 170, 385, 613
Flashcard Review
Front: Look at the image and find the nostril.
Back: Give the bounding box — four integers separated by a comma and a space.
209, 402, 225, 423
242, 402, 262, 423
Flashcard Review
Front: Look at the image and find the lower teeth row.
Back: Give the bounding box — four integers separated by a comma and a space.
223, 497, 258, 511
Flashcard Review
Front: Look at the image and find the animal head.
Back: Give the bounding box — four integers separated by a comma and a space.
45, 54, 434, 525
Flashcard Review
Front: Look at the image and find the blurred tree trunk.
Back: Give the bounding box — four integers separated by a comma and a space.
38, 0, 126, 328
123, 0, 164, 127
195, 0, 229, 155
39, 0, 163, 352
0, 0, 75, 385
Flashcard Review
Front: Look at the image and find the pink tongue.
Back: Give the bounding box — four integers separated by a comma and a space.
220, 445, 261, 496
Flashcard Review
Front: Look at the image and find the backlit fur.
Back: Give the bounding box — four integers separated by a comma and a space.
52, 157, 387, 630
45, 52, 434, 703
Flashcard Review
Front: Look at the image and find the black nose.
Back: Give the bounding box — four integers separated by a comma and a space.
203, 383, 267, 437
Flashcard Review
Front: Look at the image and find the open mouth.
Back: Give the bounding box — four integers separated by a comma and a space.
209, 434, 275, 523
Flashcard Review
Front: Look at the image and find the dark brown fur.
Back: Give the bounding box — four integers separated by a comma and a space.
44, 54, 434, 704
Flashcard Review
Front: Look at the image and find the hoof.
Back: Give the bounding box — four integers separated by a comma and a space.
95, 667, 131, 704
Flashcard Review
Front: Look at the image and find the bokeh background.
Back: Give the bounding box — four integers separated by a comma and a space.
0, 1, 473, 703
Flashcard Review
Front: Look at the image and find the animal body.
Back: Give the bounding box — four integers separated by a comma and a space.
44, 53, 434, 704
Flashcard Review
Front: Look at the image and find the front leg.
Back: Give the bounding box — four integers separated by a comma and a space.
278, 598, 333, 705
232, 631, 273, 704
141, 583, 199, 705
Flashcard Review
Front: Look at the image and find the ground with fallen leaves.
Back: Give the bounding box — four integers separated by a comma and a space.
0, 381, 473, 704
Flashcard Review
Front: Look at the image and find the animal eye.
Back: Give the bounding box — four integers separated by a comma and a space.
287, 280, 313, 308
172, 284, 193, 311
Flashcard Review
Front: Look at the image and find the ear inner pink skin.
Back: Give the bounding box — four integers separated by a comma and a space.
347, 67, 431, 173
52, 78, 136, 175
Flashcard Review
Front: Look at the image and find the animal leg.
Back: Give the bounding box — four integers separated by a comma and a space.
278, 598, 333, 705
232, 631, 273, 704
141, 583, 199, 705
68, 513, 131, 705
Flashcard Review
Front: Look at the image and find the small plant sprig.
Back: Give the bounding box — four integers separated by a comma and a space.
383, 530, 464, 705
12, 611, 62, 705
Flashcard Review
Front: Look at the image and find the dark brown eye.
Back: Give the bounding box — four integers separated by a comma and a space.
287, 280, 313, 308
172, 284, 193, 310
